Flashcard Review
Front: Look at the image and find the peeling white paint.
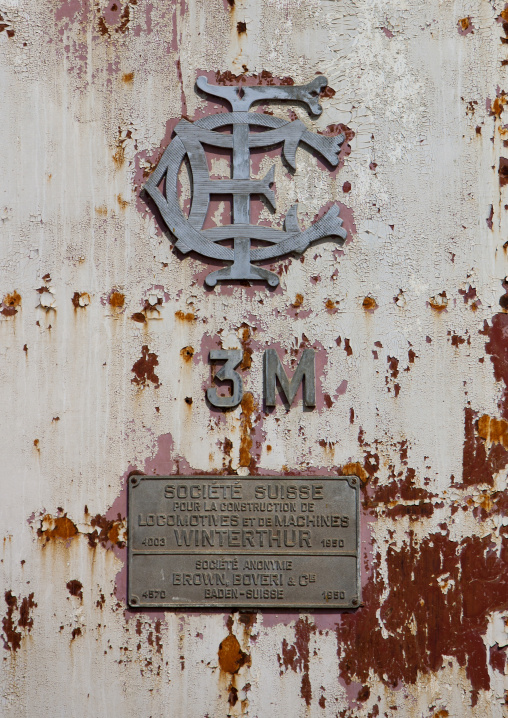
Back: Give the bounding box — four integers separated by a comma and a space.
0, 0, 507, 715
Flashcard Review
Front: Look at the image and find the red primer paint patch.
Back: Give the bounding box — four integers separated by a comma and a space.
2, 590, 37, 651
317, 124, 355, 177
500, 157, 508, 186
489, 644, 507, 673
365, 468, 436, 520
336, 380, 348, 395
484, 314, 508, 416
2, 592, 21, 651
131, 345, 160, 387
55, 0, 88, 23
278, 618, 316, 706
335, 532, 508, 705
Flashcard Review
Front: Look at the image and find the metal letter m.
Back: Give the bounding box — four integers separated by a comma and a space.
263, 349, 316, 408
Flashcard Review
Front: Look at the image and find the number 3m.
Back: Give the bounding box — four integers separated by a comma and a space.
205, 347, 316, 410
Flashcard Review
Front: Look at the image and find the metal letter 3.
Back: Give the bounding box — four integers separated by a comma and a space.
207, 349, 244, 408
144, 76, 348, 288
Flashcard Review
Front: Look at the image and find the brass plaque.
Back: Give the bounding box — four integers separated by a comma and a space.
128, 475, 360, 609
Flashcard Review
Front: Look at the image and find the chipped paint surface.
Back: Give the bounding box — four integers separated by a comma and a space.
0, 0, 507, 715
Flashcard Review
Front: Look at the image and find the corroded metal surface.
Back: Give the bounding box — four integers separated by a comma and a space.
0, 0, 507, 716
128, 475, 360, 608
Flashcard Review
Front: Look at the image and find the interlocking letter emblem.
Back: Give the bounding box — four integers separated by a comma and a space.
145, 76, 348, 288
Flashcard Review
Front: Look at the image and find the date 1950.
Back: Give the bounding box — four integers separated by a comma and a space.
322, 591, 345, 600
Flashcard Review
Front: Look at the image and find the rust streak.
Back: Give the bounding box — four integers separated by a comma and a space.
131, 345, 160, 387
66, 580, 83, 601
109, 291, 125, 308
35, 511, 125, 549
239, 393, 255, 468
362, 296, 378, 311
38, 514, 78, 543
340, 461, 368, 483
175, 310, 195, 322
180, 346, 194, 363
218, 633, 249, 674
478, 414, 508, 448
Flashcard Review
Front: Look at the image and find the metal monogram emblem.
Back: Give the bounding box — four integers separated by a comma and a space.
145, 76, 347, 288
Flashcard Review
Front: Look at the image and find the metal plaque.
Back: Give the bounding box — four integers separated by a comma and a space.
128, 476, 361, 609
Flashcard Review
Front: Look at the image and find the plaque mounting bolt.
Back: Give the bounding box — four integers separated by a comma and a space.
346, 475, 359, 489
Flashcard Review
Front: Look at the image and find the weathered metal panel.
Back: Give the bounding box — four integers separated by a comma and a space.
0, 0, 507, 716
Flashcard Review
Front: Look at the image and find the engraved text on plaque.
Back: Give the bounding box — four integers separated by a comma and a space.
128, 476, 360, 608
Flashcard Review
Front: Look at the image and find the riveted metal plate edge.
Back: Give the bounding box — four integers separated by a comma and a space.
127, 475, 361, 609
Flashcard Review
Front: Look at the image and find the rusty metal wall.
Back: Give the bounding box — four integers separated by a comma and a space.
1, 0, 508, 715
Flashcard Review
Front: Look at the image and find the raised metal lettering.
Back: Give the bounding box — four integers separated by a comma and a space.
263, 348, 316, 407
128, 475, 360, 608
206, 349, 243, 408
